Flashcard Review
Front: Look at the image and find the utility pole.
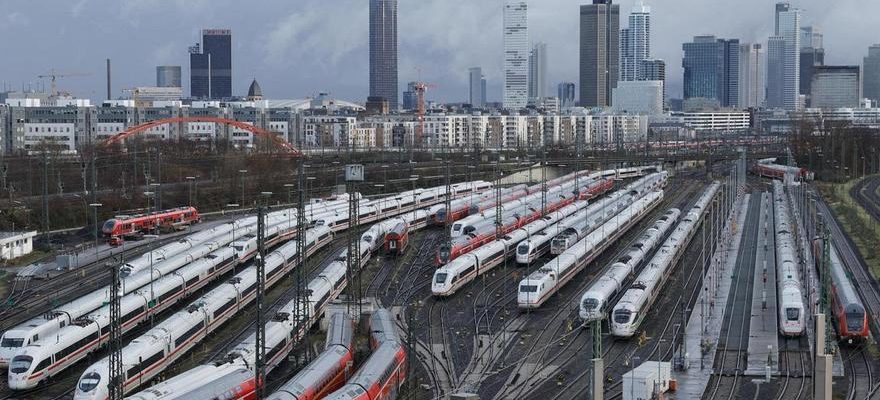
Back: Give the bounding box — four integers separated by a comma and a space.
42, 151, 50, 246
345, 165, 364, 317
541, 146, 547, 215
444, 145, 452, 254
590, 318, 603, 400
295, 160, 310, 366
255, 205, 267, 399
108, 261, 123, 400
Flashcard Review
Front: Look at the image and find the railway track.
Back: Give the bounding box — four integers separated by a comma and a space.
851, 175, 880, 223
775, 337, 809, 400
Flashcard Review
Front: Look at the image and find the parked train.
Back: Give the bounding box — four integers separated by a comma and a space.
772, 182, 806, 336
102, 207, 201, 243
433, 184, 528, 226
114, 249, 352, 400
516, 172, 668, 265
753, 158, 812, 181
322, 309, 407, 400
517, 191, 663, 308
610, 183, 719, 337
432, 200, 589, 297
579, 208, 680, 322
384, 222, 409, 255
827, 244, 869, 341
267, 312, 356, 400
9, 226, 334, 390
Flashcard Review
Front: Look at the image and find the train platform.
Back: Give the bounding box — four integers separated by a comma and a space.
745, 192, 778, 375
670, 193, 748, 399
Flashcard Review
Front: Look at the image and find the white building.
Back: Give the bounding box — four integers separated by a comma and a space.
528, 42, 548, 100
503, 1, 528, 110
612, 81, 664, 115
0, 231, 36, 260
811, 66, 861, 109
779, 8, 801, 111
739, 43, 765, 108
620, 1, 651, 81
671, 111, 750, 133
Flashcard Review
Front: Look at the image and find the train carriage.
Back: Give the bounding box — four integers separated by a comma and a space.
384, 222, 409, 256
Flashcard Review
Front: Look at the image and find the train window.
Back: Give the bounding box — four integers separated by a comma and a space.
9, 355, 32, 373
1, 337, 24, 347
582, 298, 599, 311
613, 310, 632, 324
520, 285, 538, 293
785, 308, 800, 321
79, 372, 101, 392
435, 273, 448, 284
517, 244, 529, 255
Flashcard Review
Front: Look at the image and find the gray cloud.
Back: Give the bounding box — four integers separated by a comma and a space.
0, 0, 875, 103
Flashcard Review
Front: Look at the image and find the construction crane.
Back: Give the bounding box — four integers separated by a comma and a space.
37, 69, 91, 97
414, 81, 436, 148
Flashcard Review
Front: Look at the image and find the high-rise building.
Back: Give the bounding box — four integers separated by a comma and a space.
503, 1, 529, 110
682, 36, 739, 107
156, 66, 182, 88
369, 0, 398, 107
558, 82, 577, 108
811, 66, 860, 109
619, 1, 651, 81
402, 82, 418, 111
766, 5, 801, 110
799, 26, 825, 102
639, 59, 666, 102
189, 29, 232, 99
864, 45, 880, 104
528, 42, 548, 100
579, 0, 620, 107
469, 67, 486, 107
739, 43, 765, 108
612, 80, 663, 115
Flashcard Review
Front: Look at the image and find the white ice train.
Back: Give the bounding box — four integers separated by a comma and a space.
578, 209, 680, 322
549, 172, 668, 255
0, 215, 294, 368
610, 183, 719, 337
432, 200, 588, 296
267, 312, 356, 400
113, 248, 351, 400
773, 181, 805, 336
517, 191, 663, 309
8, 226, 334, 390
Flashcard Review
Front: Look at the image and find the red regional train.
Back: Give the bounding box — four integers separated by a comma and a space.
383, 222, 409, 256
101, 206, 200, 245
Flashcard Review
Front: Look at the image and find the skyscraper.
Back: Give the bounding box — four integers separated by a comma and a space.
558, 82, 577, 108
189, 29, 232, 99
864, 45, 880, 104
402, 82, 418, 111
503, 1, 528, 110
639, 59, 666, 103
739, 43, 765, 108
469, 67, 486, 107
682, 36, 739, 107
369, 0, 398, 107
766, 4, 800, 110
528, 42, 548, 100
156, 66, 182, 88
799, 26, 825, 100
579, 0, 620, 107
811, 66, 860, 109
620, 1, 650, 81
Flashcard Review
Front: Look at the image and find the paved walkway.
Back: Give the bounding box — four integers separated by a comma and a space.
671, 194, 749, 399
746, 192, 779, 375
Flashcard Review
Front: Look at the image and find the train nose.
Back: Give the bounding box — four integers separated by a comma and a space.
8, 374, 35, 390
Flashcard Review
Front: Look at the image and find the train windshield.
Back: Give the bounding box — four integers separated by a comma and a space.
520, 285, 538, 293
1, 337, 24, 347
79, 372, 101, 392
9, 355, 32, 373
785, 308, 800, 321
517, 244, 530, 255
613, 309, 632, 324
582, 298, 599, 312
102, 219, 117, 232
846, 311, 864, 331
435, 273, 448, 284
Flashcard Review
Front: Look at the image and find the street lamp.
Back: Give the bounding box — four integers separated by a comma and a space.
144, 191, 155, 215
227, 203, 240, 272
89, 203, 102, 262
143, 234, 159, 325
409, 175, 419, 209
149, 183, 161, 212
185, 176, 196, 207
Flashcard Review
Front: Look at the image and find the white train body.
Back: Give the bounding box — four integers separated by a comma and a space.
432, 200, 587, 296
517, 191, 663, 308
610, 183, 719, 337
772, 181, 805, 336
10, 226, 333, 391
579, 208, 681, 321
120, 249, 351, 400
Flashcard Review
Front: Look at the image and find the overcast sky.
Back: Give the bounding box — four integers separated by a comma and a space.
0, 0, 876, 103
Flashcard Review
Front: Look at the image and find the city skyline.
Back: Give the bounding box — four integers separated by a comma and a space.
0, 0, 876, 104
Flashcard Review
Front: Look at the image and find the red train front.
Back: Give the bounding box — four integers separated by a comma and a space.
383, 222, 409, 255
